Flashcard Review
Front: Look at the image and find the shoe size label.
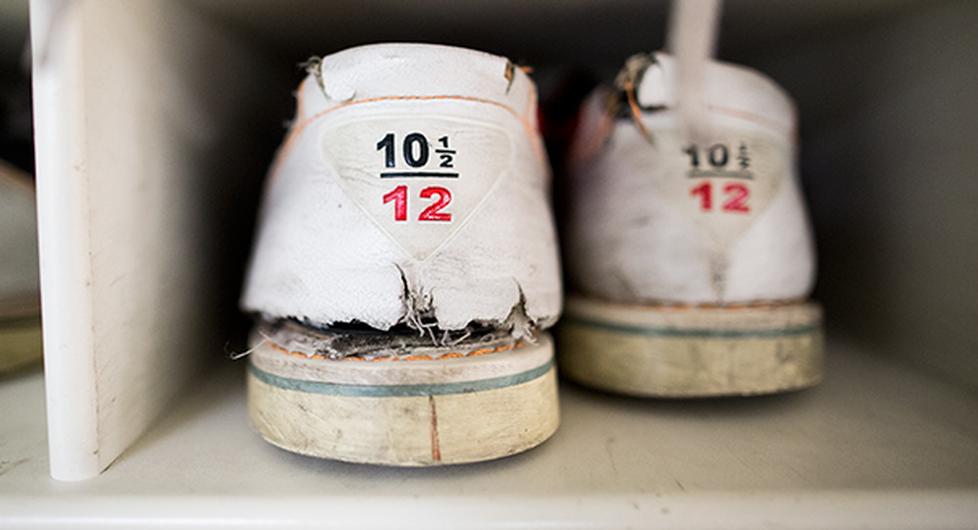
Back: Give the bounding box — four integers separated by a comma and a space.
652, 128, 789, 247
322, 116, 512, 259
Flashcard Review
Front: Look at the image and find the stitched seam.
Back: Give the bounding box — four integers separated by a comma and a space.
296, 94, 536, 138
607, 297, 811, 312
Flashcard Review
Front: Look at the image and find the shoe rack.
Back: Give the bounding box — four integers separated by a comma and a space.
1, 0, 977, 528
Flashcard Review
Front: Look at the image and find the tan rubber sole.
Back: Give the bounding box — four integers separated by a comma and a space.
247, 326, 559, 466
558, 295, 824, 397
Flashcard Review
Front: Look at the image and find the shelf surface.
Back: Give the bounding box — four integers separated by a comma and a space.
2, 338, 978, 529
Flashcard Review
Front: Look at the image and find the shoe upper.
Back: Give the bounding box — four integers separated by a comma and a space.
565, 52, 816, 305
242, 44, 561, 333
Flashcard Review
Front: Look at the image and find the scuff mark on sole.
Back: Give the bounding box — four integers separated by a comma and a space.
428, 395, 441, 463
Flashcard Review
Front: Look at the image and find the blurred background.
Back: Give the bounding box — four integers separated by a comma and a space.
0, 1, 30, 173
0, 0, 38, 375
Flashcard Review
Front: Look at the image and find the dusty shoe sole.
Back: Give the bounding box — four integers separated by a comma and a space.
558, 295, 823, 397
246, 321, 559, 466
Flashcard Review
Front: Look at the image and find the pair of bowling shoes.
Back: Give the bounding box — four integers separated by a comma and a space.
240, 43, 822, 466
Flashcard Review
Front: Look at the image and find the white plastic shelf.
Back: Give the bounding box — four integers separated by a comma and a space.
1, 338, 977, 529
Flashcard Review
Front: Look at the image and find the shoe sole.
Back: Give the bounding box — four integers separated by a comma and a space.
558, 295, 823, 397
247, 325, 559, 465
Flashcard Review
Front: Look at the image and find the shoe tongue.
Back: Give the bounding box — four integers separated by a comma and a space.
299, 44, 536, 121
632, 52, 796, 133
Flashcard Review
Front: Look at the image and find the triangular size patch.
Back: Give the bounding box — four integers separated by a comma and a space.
323, 116, 511, 260
653, 129, 788, 249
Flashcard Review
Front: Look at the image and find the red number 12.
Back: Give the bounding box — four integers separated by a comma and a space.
690, 182, 750, 213
383, 185, 453, 222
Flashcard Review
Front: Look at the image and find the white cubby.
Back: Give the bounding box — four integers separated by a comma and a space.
2, 0, 976, 527
3, 341, 978, 527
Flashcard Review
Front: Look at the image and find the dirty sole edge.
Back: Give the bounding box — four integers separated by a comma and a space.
247, 332, 559, 466
558, 295, 824, 398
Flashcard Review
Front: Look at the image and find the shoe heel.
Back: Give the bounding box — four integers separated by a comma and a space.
247, 324, 560, 465
558, 296, 823, 397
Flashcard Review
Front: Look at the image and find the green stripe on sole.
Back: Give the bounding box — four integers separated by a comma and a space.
249, 360, 553, 397
562, 314, 820, 339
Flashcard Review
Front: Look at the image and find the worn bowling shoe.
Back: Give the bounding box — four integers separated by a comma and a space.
241, 44, 561, 464
560, 52, 823, 397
